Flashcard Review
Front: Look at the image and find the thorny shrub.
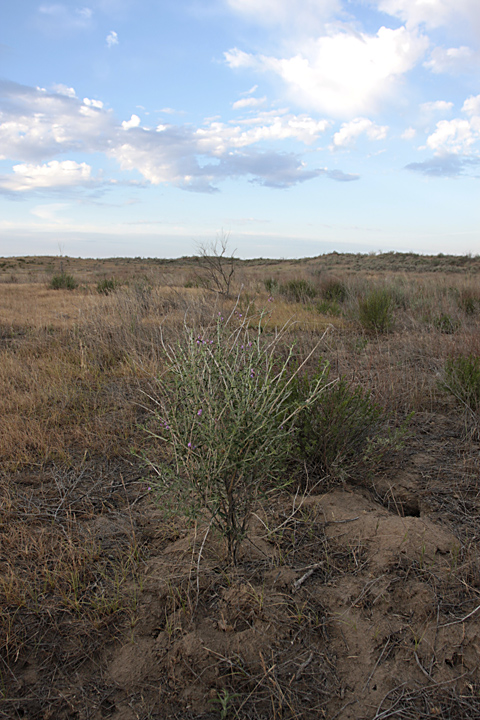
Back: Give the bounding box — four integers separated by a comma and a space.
145, 311, 328, 564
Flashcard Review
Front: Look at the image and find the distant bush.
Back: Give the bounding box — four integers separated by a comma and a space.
434, 313, 459, 334
320, 277, 347, 303
280, 279, 317, 303
50, 273, 77, 290
97, 278, 118, 295
316, 299, 341, 317
264, 277, 279, 294
458, 289, 479, 315
358, 288, 393, 333
442, 355, 480, 411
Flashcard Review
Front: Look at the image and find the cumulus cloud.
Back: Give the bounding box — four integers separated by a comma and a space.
122, 114, 141, 130
0, 81, 352, 193
0, 160, 92, 192
225, 25, 428, 118
51, 84, 77, 98
462, 94, 480, 116
106, 30, 119, 48
331, 118, 388, 149
426, 118, 477, 154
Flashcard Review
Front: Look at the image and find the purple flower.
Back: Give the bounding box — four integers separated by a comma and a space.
197, 409, 203, 416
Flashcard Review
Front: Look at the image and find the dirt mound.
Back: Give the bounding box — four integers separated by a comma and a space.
101, 485, 480, 720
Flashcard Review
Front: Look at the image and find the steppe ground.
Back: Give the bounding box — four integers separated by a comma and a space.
1, 251, 480, 720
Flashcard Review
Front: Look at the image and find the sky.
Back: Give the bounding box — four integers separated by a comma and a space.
1, 0, 480, 259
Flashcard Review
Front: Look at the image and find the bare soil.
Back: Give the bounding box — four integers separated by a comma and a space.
3, 410, 480, 720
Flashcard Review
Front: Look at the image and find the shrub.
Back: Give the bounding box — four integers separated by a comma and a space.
280, 279, 317, 303
433, 313, 459, 334
291, 365, 405, 482
457, 290, 479, 315
146, 314, 327, 564
442, 355, 480, 411
97, 278, 118, 295
50, 273, 77, 290
320, 277, 347, 302
358, 288, 393, 332
316, 299, 341, 317
264, 277, 279, 294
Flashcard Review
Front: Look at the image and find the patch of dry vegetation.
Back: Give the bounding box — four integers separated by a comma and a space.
1, 252, 480, 719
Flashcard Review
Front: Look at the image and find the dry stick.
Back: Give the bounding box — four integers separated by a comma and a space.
363, 637, 391, 691
293, 652, 314, 681
195, 520, 213, 612
414, 651, 434, 682
293, 564, 323, 592
439, 602, 480, 627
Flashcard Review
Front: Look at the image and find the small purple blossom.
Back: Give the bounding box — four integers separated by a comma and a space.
197, 409, 203, 416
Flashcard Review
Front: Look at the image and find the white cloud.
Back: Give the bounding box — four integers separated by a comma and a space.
38, 4, 93, 29
106, 30, 119, 48
462, 94, 480, 116
424, 46, 476, 74
83, 97, 104, 109
420, 100, 453, 114
122, 114, 141, 130
0, 161, 92, 192
375, 0, 480, 31
51, 84, 77, 98
426, 119, 476, 154
195, 113, 330, 155
225, 26, 428, 118
331, 118, 388, 149
401, 127, 416, 139
30, 203, 69, 222
232, 96, 266, 109
226, 0, 339, 31
0, 81, 352, 194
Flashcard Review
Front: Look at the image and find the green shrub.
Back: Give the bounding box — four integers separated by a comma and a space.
316, 299, 341, 317
358, 288, 393, 332
50, 273, 77, 290
320, 277, 347, 302
280, 278, 317, 303
291, 365, 404, 482
442, 355, 480, 411
146, 315, 326, 564
264, 277, 279, 294
458, 290, 479, 315
433, 313, 459, 334
97, 278, 118, 295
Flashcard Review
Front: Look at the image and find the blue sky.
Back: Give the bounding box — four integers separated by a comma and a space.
1, 0, 480, 258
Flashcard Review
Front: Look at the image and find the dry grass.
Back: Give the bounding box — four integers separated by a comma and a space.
1, 252, 480, 719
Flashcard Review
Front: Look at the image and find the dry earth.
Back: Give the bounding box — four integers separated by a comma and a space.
4, 412, 480, 720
